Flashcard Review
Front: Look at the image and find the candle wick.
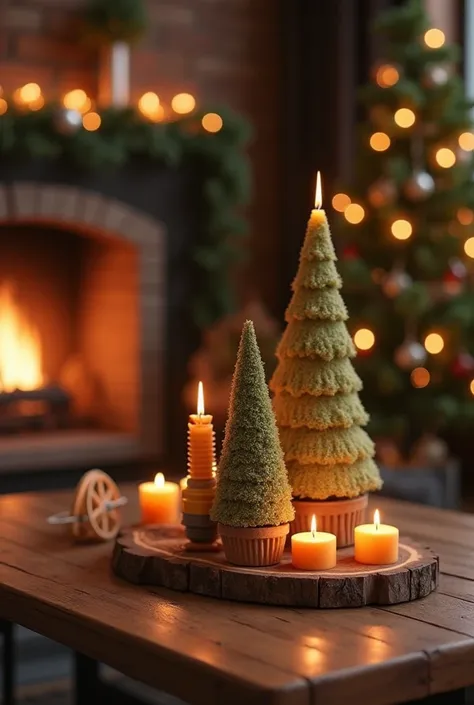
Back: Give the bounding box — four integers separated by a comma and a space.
312, 529, 316, 540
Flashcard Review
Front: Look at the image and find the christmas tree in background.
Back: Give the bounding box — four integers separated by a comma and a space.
335, 0, 474, 452
270, 195, 381, 500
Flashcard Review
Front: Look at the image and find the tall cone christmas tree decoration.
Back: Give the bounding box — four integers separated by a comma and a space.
211, 320, 294, 566
270, 174, 382, 546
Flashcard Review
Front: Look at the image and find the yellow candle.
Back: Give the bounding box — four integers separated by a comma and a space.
139, 472, 180, 525
310, 170, 326, 226
291, 515, 337, 570
187, 381, 215, 481
354, 509, 399, 565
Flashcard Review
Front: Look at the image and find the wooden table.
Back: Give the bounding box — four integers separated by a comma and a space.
1, 486, 474, 705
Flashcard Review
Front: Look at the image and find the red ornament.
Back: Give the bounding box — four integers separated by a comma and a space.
343, 245, 359, 260
452, 352, 474, 377
444, 259, 466, 296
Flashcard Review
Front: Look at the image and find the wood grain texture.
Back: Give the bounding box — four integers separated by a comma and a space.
113, 526, 438, 608
0, 486, 473, 705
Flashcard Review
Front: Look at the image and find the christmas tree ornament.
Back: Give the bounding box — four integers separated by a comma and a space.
423, 65, 449, 88
211, 321, 294, 567
382, 268, 413, 298
270, 184, 381, 547
368, 177, 396, 208
342, 244, 359, 260
452, 351, 474, 377
53, 107, 82, 134
404, 170, 435, 201
394, 339, 427, 370
444, 258, 466, 296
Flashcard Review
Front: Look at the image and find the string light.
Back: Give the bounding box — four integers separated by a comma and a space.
332, 193, 351, 212
202, 112, 223, 133
370, 132, 390, 151
171, 92, 196, 114
394, 108, 416, 128
457, 208, 474, 225
424, 333, 444, 354
63, 89, 89, 112
435, 147, 456, 168
82, 112, 101, 131
138, 92, 159, 115
0, 98, 8, 115
464, 237, 474, 258
354, 328, 375, 351
424, 28, 445, 49
28, 96, 44, 111
411, 367, 430, 388
470, 379, 474, 395
19, 83, 41, 103
375, 65, 399, 88
391, 219, 412, 240
459, 132, 474, 151
344, 203, 365, 224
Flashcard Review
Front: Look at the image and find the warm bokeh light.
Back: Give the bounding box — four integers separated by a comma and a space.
391, 219, 412, 240
424, 28, 446, 49
82, 111, 101, 131
459, 132, 474, 151
370, 132, 391, 151
314, 171, 322, 209
154, 472, 165, 488
464, 237, 474, 258
28, 96, 44, 111
424, 332, 444, 354
19, 83, 41, 103
332, 193, 351, 212
376, 64, 399, 88
197, 381, 205, 415
436, 147, 456, 168
138, 91, 160, 115
344, 203, 365, 224
0, 98, 8, 115
354, 328, 375, 351
202, 112, 223, 133
411, 367, 430, 388
457, 208, 474, 225
470, 379, 474, 395
63, 89, 88, 112
171, 92, 196, 114
394, 108, 416, 128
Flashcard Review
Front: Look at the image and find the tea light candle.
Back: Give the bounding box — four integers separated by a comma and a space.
139, 472, 180, 525
291, 515, 337, 570
354, 509, 399, 565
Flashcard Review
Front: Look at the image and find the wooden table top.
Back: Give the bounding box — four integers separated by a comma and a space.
1, 486, 474, 705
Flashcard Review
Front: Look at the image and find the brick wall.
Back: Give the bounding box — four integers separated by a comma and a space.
0, 0, 282, 311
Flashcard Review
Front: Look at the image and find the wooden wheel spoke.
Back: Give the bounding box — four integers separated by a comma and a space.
75, 469, 123, 542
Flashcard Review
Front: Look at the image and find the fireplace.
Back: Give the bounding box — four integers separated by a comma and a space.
0, 180, 167, 473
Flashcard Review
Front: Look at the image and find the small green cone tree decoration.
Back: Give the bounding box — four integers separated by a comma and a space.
212, 320, 294, 566
270, 201, 382, 546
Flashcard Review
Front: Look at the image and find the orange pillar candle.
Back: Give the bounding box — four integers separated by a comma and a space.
354, 509, 399, 565
187, 382, 215, 481
139, 472, 180, 524
291, 516, 337, 570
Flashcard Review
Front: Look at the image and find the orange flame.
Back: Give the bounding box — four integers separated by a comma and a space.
0, 283, 43, 392
314, 171, 323, 210
197, 380, 205, 415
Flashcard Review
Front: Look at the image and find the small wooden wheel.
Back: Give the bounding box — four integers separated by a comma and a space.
71, 469, 122, 542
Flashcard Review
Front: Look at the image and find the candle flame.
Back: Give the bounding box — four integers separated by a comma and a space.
197, 380, 205, 416
311, 514, 317, 538
374, 509, 380, 530
314, 171, 322, 210
154, 472, 165, 488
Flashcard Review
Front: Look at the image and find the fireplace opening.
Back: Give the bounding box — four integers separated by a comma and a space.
0, 222, 159, 473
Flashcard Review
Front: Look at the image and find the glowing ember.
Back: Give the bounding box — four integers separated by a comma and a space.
0, 283, 43, 392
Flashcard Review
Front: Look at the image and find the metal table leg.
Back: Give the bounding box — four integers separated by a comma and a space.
0, 619, 14, 705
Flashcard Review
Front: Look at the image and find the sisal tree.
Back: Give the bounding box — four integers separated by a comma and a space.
211, 320, 294, 528
336, 0, 474, 449
270, 208, 382, 502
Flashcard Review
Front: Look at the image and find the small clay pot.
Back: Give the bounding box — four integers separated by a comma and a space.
291, 494, 368, 548
218, 523, 289, 567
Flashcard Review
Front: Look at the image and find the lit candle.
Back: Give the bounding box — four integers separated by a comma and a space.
138, 472, 180, 525
310, 171, 326, 225
291, 515, 337, 570
187, 382, 215, 480
354, 510, 399, 565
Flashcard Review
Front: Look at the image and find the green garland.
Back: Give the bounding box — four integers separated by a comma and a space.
0, 103, 252, 327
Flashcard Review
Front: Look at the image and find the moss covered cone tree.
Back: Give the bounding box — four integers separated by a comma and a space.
211, 320, 294, 528
270, 210, 382, 500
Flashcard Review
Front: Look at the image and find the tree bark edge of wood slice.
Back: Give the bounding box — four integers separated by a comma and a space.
112, 525, 439, 608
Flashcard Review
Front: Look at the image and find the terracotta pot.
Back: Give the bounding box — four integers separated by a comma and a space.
290, 495, 368, 548
218, 523, 289, 567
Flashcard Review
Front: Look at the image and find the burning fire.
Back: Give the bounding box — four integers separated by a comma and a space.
0, 283, 43, 392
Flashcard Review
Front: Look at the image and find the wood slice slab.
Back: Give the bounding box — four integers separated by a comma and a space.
112, 525, 439, 608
